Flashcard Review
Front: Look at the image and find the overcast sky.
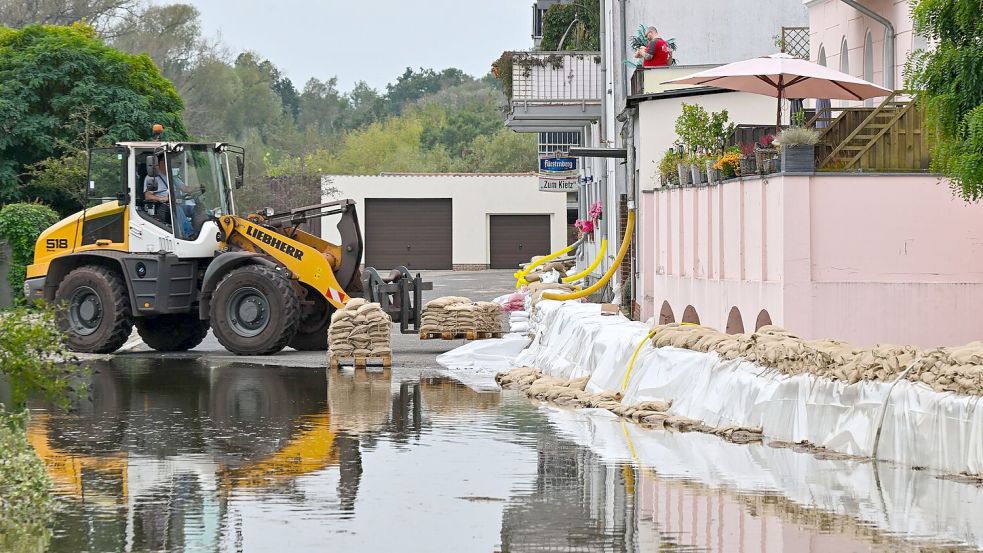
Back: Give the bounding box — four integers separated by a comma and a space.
177, 0, 533, 92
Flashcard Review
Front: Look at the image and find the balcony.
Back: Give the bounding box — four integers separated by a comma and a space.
502, 51, 602, 133
629, 65, 720, 97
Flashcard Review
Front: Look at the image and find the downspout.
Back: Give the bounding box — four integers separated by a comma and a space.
619, 0, 629, 109
838, 0, 895, 89
598, 0, 609, 246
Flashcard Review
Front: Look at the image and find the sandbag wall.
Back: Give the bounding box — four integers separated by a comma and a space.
329, 299, 392, 358
514, 300, 983, 476
420, 297, 503, 335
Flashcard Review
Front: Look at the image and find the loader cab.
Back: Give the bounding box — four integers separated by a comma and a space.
123, 142, 243, 256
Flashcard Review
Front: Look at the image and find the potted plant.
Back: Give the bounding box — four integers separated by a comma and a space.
704, 156, 718, 184
714, 149, 741, 180
738, 142, 756, 175
688, 153, 706, 185
754, 134, 778, 174
659, 148, 682, 187
774, 126, 820, 172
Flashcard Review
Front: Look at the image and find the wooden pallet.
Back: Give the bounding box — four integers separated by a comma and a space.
419, 330, 504, 341
329, 354, 392, 370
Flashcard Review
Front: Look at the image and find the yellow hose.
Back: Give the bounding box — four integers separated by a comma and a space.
542, 210, 635, 301
620, 322, 700, 393
514, 242, 578, 289
561, 239, 607, 283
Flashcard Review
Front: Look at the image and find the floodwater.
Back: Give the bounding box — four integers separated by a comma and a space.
22, 358, 983, 552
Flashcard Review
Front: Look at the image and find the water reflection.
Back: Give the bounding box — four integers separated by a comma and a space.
23, 360, 983, 552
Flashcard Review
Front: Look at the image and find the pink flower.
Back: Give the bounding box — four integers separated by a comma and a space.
587, 201, 603, 221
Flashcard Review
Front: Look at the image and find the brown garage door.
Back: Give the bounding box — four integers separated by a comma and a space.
365, 198, 452, 270
489, 215, 551, 269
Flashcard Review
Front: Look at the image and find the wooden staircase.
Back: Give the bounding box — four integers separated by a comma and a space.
808, 92, 930, 172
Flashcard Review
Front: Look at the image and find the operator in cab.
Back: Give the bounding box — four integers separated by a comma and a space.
144, 156, 194, 238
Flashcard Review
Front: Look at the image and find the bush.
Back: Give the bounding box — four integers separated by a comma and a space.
0, 203, 60, 296
658, 149, 683, 185
774, 126, 820, 148
0, 410, 53, 553
0, 305, 83, 409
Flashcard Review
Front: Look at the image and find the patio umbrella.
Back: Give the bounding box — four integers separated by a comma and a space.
663, 53, 892, 131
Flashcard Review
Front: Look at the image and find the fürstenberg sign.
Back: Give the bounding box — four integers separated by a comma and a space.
539, 155, 579, 192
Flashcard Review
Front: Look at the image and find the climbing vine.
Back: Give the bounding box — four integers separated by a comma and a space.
0, 203, 60, 295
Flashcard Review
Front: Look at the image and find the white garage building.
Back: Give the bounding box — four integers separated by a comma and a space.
321, 173, 569, 271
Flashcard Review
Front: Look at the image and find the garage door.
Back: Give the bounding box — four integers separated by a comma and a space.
365, 198, 452, 270
489, 215, 551, 269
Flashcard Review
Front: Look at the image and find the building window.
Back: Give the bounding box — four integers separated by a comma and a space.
817, 45, 826, 67
839, 38, 850, 75
533, 7, 547, 38
539, 131, 582, 156
863, 30, 875, 106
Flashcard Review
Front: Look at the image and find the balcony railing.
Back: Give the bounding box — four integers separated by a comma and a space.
508, 51, 601, 105
629, 65, 720, 97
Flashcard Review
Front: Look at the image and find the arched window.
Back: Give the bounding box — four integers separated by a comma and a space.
725, 307, 744, 334
863, 30, 875, 106
755, 309, 773, 331
682, 305, 700, 325
659, 301, 675, 325
839, 37, 850, 75
817, 45, 827, 67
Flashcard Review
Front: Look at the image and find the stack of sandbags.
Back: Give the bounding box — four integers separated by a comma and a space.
420, 297, 504, 335
648, 323, 983, 395
328, 298, 392, 358
526, 281, 577, 306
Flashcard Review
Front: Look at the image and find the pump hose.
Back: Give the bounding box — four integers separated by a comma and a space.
513, 237, 583, 289
561, 239, 608, 283
543, 210, 635, 302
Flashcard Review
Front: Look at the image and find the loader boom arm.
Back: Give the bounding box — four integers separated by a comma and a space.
218, 215, 351, 309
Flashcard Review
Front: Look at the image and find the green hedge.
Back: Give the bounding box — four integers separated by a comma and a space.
0, 203, 60, 295
0, 410, 53, 553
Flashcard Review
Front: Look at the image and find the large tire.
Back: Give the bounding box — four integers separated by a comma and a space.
135, 314, 209, 352
289, 291, 335, 351
54, 265, 132, 354
209, 264, 300, 355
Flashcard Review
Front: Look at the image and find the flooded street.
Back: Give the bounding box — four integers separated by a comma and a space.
24, 357, 983, 553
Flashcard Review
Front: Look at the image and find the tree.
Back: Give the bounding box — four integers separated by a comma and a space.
466, 129, 538, 173
385, 67, 469, 115
0, 23, 186, 201
0, 0, 137, 33
908, 0, 983, 200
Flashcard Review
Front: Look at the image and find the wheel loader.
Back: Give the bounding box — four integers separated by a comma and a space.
24, 138, 381, 355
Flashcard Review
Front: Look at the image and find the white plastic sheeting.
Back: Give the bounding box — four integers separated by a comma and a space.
545, 406, 983, 550
435, 334, 531, 391
516, 300, 983, 476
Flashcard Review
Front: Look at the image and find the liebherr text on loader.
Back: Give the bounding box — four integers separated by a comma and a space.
25, 135, 377, 355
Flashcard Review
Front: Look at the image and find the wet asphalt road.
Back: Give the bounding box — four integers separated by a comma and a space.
81, 270, 517, 368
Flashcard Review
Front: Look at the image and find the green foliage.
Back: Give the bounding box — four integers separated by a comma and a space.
658, 149, 684, 184
465, 129, 538, 173
0, 409, 53, 553
386, 67, 468, 115
907, 0, 983, 200
0, 305, 85, 410
0, 23, 187, 201
540, 0, 600, 51
0, 203, 59, 294
675, 104, 732, 154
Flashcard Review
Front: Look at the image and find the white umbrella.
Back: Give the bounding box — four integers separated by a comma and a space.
664, 53, 893, 130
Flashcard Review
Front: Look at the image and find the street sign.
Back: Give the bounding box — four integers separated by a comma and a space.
539, 156, 578, 176
539, 176, 578, 192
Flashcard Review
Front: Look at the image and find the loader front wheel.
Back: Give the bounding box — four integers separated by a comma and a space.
54, 265, 132, 354
210, 265, 300, 355
135, 314, 209, 352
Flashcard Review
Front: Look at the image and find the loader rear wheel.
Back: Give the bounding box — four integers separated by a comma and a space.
210, 265, 300, 355
55, 265, 132, 354
135, 314, 209, 352
289, 292, 334, 351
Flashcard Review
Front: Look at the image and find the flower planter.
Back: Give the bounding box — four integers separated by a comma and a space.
755, 148, 778, 174
780, 144, 816, 173
690, 164, 706, 185
676, 163, 691, 186
739, 155, 756, 175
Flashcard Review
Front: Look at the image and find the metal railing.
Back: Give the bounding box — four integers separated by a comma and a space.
509, 51, 602, 103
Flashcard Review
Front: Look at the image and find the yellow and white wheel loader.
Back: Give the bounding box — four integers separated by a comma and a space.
25, 138, 369, 355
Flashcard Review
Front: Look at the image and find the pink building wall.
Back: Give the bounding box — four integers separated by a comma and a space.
807, 0, 917, 86
638, 174, 983, 346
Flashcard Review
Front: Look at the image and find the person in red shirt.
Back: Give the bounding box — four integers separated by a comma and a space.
636, 27, 671, 67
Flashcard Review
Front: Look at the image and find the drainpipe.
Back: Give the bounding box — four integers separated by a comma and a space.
598, 0, 609, 250
619, 0, 629, 109
838, 0, 896, 90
